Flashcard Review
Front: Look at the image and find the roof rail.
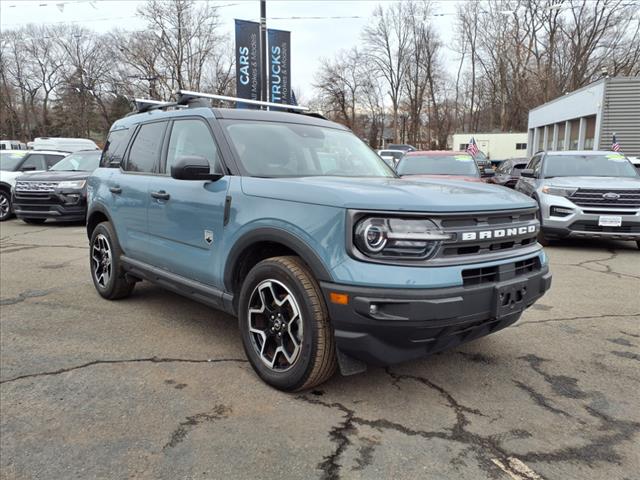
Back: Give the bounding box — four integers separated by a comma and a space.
174, 89, 309, 112
132, 98, 176, 114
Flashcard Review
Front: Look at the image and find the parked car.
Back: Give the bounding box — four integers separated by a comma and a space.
376, 149, 405, 167
0, 139, 27, 150
491, 157, 529, 188
0, 150, 68, 221
87, 93, 550, 391
515, 150, 640, 249
386, 143, 416, 153
12, 150, 102, 224
395, 151, 486, 182
31, 137, 99, 153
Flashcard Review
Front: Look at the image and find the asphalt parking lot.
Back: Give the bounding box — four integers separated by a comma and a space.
0, 219, 638, 480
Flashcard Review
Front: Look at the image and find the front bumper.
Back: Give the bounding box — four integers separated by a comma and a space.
321, 263, 551, 366
538, 192, 640, 241
12, 191, 87, 221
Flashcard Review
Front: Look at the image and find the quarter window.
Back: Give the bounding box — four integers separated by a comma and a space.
125, 122, 166, 173
102, 128, 130, 167
166, 119, 220, 174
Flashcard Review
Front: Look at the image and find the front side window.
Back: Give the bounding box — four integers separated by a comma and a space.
45, 155, 65, 168
21, 154, 47, 171
396, 154, 479, 176
125, 122, 166, 173
543, 154, 638, 178
50, 151, 101, 172
223, 121, 394, 178
166, 119, 220, 174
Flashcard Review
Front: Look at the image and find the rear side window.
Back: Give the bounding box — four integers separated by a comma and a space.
165, 119, 220, 174
102, 128, 130, 167
125, 122, 167, 173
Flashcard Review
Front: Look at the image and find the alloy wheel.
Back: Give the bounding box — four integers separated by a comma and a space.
247, 279, 303, 371
0, 192, 9, 220
92, 233, 112, 288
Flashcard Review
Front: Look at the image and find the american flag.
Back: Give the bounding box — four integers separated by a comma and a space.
611, 133, 621, 152
466, 137, 479, 156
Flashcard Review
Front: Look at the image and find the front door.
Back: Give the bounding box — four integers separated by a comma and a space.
146, 118, 229, 288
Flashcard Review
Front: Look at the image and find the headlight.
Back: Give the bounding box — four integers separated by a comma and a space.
354, 217, 451, 259
541, 186, 577, 197
57, 180, 86, 189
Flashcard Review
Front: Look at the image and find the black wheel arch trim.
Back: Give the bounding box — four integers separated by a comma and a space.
86, 203, 116, 239
223, 227, 334, 293
0, 181, 12, 192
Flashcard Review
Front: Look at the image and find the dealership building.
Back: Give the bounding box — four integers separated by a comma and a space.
527, 76, 640, 157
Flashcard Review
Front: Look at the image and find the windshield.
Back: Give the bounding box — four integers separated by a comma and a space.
50, 150, 102, 171
397, 154, 479, 176
543, 153, 638, 178
223, 121, 395, 178
0, 151, 27, 171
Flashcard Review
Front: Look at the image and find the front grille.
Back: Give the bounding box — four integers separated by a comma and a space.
15, 181, 58, 193
462, 257, 541, 286
569, 221, 640, 233
569, 189, 640, 209
435, 208, 539, 262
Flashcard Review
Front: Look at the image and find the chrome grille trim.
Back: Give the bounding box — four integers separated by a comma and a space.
15, 181, 59, 193
569, 188, 640, 209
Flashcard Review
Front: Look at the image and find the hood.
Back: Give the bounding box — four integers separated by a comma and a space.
0, 170, 22, 186
543, 176, 640, 189
16, 170, 91, 182
401, 174, 483, 183
241, 176, 535, 212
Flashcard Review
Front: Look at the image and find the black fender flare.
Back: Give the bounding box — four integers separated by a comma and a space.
86, 203, 116, 239
223, 227, 333, 293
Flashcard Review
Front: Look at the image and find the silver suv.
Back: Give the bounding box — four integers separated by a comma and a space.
515, 150, 640, 249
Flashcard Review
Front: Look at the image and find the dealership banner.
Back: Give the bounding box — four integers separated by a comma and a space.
267, 28, 291, 105
234, 19, 261, 104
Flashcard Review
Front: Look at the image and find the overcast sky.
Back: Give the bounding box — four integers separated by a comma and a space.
0, 0, 459, 100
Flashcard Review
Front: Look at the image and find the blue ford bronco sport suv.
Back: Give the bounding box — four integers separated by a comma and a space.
87, 92, 551, 391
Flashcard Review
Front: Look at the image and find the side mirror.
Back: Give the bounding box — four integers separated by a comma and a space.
520, 169, 535, 178
170, 155, 223, 181
20, 165, 36, 171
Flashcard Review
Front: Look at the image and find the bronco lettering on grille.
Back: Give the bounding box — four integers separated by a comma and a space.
461, 225, 537, 241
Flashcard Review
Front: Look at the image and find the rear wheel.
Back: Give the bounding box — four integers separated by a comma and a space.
0, 190, 13, 221
23, 218, 46, 225
238, 256, 337, 391
90, 222, 135, 300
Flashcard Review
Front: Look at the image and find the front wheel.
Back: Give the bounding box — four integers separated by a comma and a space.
238, 256, 337, 391
0, 190, 13, 221
90, 222, 135, 300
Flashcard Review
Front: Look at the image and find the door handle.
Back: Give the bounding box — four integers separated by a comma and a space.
109, 186, 122, 194
150, 190, 170, 201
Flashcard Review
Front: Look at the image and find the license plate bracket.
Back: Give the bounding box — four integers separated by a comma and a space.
598, 215, 622, 227
494, 279, 529, 319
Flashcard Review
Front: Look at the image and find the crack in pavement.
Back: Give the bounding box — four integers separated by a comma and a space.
513, 380, 573, 418
0, 357, 249, 385
514, 313, 640, 328
163, 405, 232, 450
563, 250, 640, 281
0, 289, 52, 306
298, 371, 542, 480
0, 242, 86, 254
610, 351, 640, 362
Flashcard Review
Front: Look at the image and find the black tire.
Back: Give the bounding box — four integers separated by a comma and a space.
22, 218, 46, 225
238, 256, 337, 391
0, 189, 12, 221
535, 201, 552, 246
636, 240, 640, 250
90, 221, 135, 300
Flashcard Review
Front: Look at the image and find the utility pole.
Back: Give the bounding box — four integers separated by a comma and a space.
260, 0, 268, 103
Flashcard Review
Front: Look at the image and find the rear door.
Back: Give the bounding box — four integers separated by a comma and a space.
146, 117, 229, 287
109, 120, 168, 263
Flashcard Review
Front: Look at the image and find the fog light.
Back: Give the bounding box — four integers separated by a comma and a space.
550, 206, 573, 217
